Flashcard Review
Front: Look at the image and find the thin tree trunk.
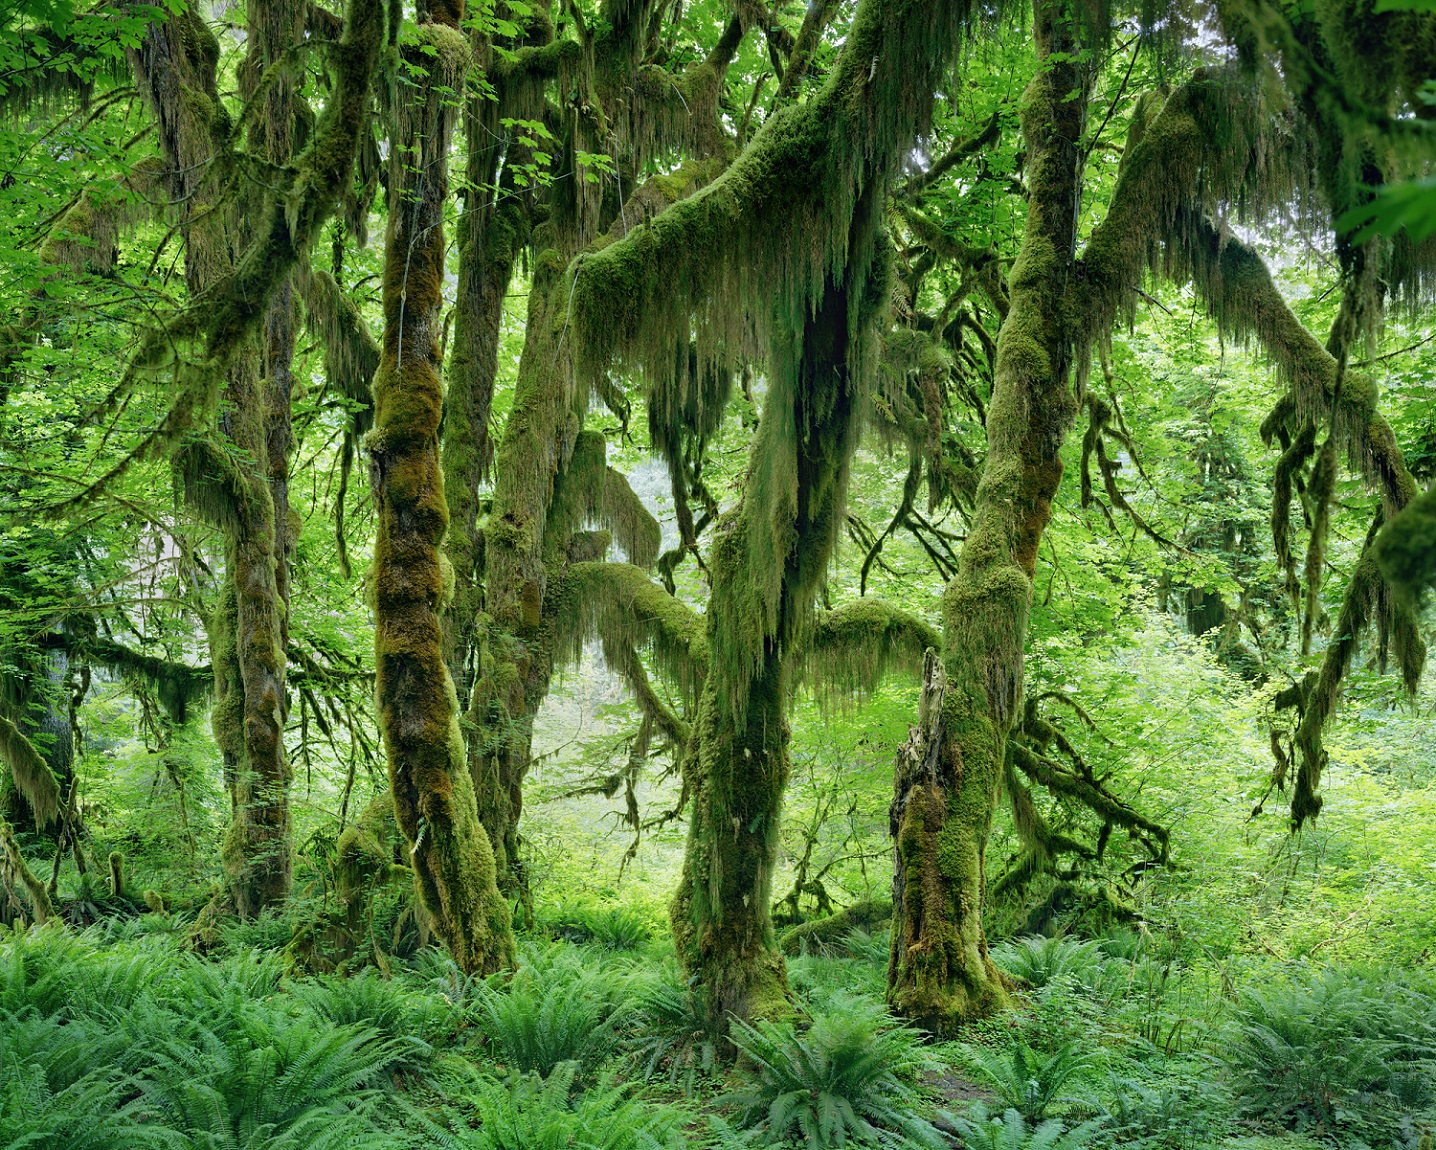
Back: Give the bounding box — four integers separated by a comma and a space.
219, 0, 304, 916
371, 0, 515, 975
888, 0, 1090, 1034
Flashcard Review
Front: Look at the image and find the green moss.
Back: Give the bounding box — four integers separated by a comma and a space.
371, 4, 513, 974
777, 898, 892, 955
801, 597, 940, 710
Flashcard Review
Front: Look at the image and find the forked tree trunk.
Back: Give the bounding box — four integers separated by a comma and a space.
370, 0, 515, 975
887, 0, 1090, 1034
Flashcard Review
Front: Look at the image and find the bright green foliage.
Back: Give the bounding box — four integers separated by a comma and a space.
434, 1061, 686, 1150
960, 1037, 1093, 1123
988, 936, 1106, 991
720, 993, 946, 1149
945, 1105, 1106, 1150
0, 927, 404, 1148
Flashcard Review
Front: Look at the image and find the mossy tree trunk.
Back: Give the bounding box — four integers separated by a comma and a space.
370, 0, 515, 975
218, 0, 304, 917
672, 259, 884, 1030
887, 1, 1090, 1035
131, 5, 294, 916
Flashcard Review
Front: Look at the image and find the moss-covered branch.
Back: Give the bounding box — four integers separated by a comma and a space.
800, 598, 940, 708
0, 713, 63, 830
556, 561, 709, 705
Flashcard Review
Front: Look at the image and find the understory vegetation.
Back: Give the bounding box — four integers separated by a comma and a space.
3, 0, 1436, 1145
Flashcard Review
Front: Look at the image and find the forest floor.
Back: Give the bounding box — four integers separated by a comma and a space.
3, 904, 1430, 1149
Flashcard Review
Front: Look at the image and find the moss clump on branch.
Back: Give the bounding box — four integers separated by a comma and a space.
777, 898, 892, 955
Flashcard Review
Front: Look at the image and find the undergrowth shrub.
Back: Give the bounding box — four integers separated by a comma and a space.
421, 1060, 685, 1150
786, 953, 886, 1006
1222, 965, 1436, 1145
1097, 1069, 1228, 1149
0, 1009, 148, 1148
538, 904, 653, 950
720, 993, 946, 1149
946, 1104, 1105, 1150
991, 936, 1105, 991
133, 1015, 399, 1149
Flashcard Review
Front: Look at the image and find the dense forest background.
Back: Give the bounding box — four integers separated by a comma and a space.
2, 0, 1436, 1146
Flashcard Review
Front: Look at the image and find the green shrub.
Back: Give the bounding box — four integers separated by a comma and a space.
536, 904, 652, 950
0, 1008, 140, 1150
292, 967, 449, 1062
1223, 965, 1436, 1144
946, 1104, 1105, 1150
961, 1037, 1092, 1122
429, 1061, 685, 1150
786, 952, 887, 1006
721, 993, 945, 1149
1097, 1069, 1229, 1148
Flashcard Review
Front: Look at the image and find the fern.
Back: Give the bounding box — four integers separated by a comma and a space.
476, 945, 630, 1074
722, 993, 946, 1149
961, 1037, 1092, 1122
946, 1104, 1106, 1150
1224, 965, 1436, 1140
134, 1016, 399, 1149
292, 967, 448, 1063
990, 936, 1104, 991
421, 1061, 685, 1150
624, 964, 722, 1095
540, 904, 653, 950
1098, 1071, 1225, 1149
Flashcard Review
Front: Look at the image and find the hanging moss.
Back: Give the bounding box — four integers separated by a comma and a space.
85, 639, 212, 725
556, 561, 708, 702
799, 598, 940, 710
0, 814, 53, 925
0, 713, 62, 830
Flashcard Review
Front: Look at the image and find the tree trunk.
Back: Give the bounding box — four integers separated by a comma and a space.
671, 651, 793, 1028
887, 1, 1090, 1035
219, 0, 305, 917
132, 4, 296, 917
672, 266, 871, 1030
370, 0, 515, 975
